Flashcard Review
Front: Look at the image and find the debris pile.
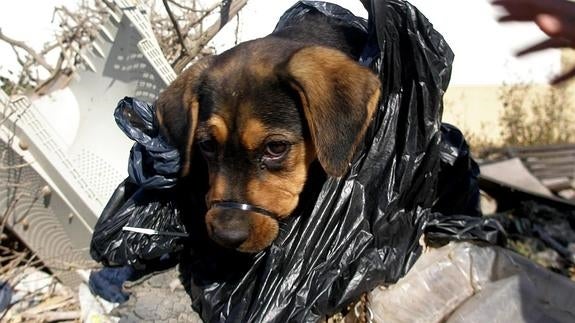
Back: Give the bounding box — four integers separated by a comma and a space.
490, 201, 575, 280
481, 144, 575, 201
479, 144, 575, 281
0, 230, 80, 322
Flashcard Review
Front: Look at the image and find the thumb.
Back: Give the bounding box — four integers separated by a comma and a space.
535, 13, 575, 41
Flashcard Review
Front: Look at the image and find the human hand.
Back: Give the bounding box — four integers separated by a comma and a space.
491, 0, 575, 84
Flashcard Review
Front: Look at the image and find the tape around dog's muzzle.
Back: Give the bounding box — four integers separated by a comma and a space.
211, 201, 279, 220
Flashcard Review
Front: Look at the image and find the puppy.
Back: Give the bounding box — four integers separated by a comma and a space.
156, 12, 381, 253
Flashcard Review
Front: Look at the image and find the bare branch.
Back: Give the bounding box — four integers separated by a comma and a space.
186, 2, 220, 31
40, 41, 60, 56
21, 310, 80, 322
0, 161, 33, 170
167, 0, 215, 12
0, 29, 54, 73
0, 2, 108, 94
162, 0, 189, 53
173, 0, 248, 72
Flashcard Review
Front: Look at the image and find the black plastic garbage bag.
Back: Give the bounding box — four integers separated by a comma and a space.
175, 1, 503, 322
114, 97, 181, 190
433, 123, 481, 217
90, 98, 187, 268
89, 0, 503, 320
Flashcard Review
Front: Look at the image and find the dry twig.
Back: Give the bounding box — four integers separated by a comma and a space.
0, 1, 108, 95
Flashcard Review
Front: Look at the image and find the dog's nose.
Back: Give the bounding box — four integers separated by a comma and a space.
210, 211, 250, 249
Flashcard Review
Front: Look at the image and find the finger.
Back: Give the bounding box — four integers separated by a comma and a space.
494, 4, 541, 22
491, 0, 533, 6
492, 0, 574, 12
491, 0, 540, 13
551, 66, 575, 85
536, 14, 575, 40
516, 38, 570, 56
491, 0, 573, 19
498, 14, 537, 23
535, 14, 564, 36
546, 0, 575, 15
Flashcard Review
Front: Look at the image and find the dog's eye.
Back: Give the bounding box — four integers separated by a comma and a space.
198, 139, 218, 157
264, 141, 289, 159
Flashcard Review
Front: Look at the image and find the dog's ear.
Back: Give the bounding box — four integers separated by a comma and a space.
279, 46, 381, 177
156, 57, 213, 177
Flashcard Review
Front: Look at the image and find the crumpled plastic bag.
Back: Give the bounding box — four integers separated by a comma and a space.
114, 97, 181, 190
434, 124, 481, 217
369, 241, 575, 323
90, 98, 187, 268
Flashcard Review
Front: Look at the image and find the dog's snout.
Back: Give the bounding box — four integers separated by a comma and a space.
209, 211, 250, 249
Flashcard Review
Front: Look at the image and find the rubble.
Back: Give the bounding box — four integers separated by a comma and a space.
481, 144, 575, 202
0, 263, 80, 322
479, 149, 575, 281
369, 242, 575, 322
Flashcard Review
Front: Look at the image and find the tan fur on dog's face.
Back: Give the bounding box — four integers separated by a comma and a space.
197, 111, 316, 252
156, 38, 381, 253
200, 117, 315, 219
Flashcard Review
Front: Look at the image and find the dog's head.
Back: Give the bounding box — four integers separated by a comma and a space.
156, 38, 380, 253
